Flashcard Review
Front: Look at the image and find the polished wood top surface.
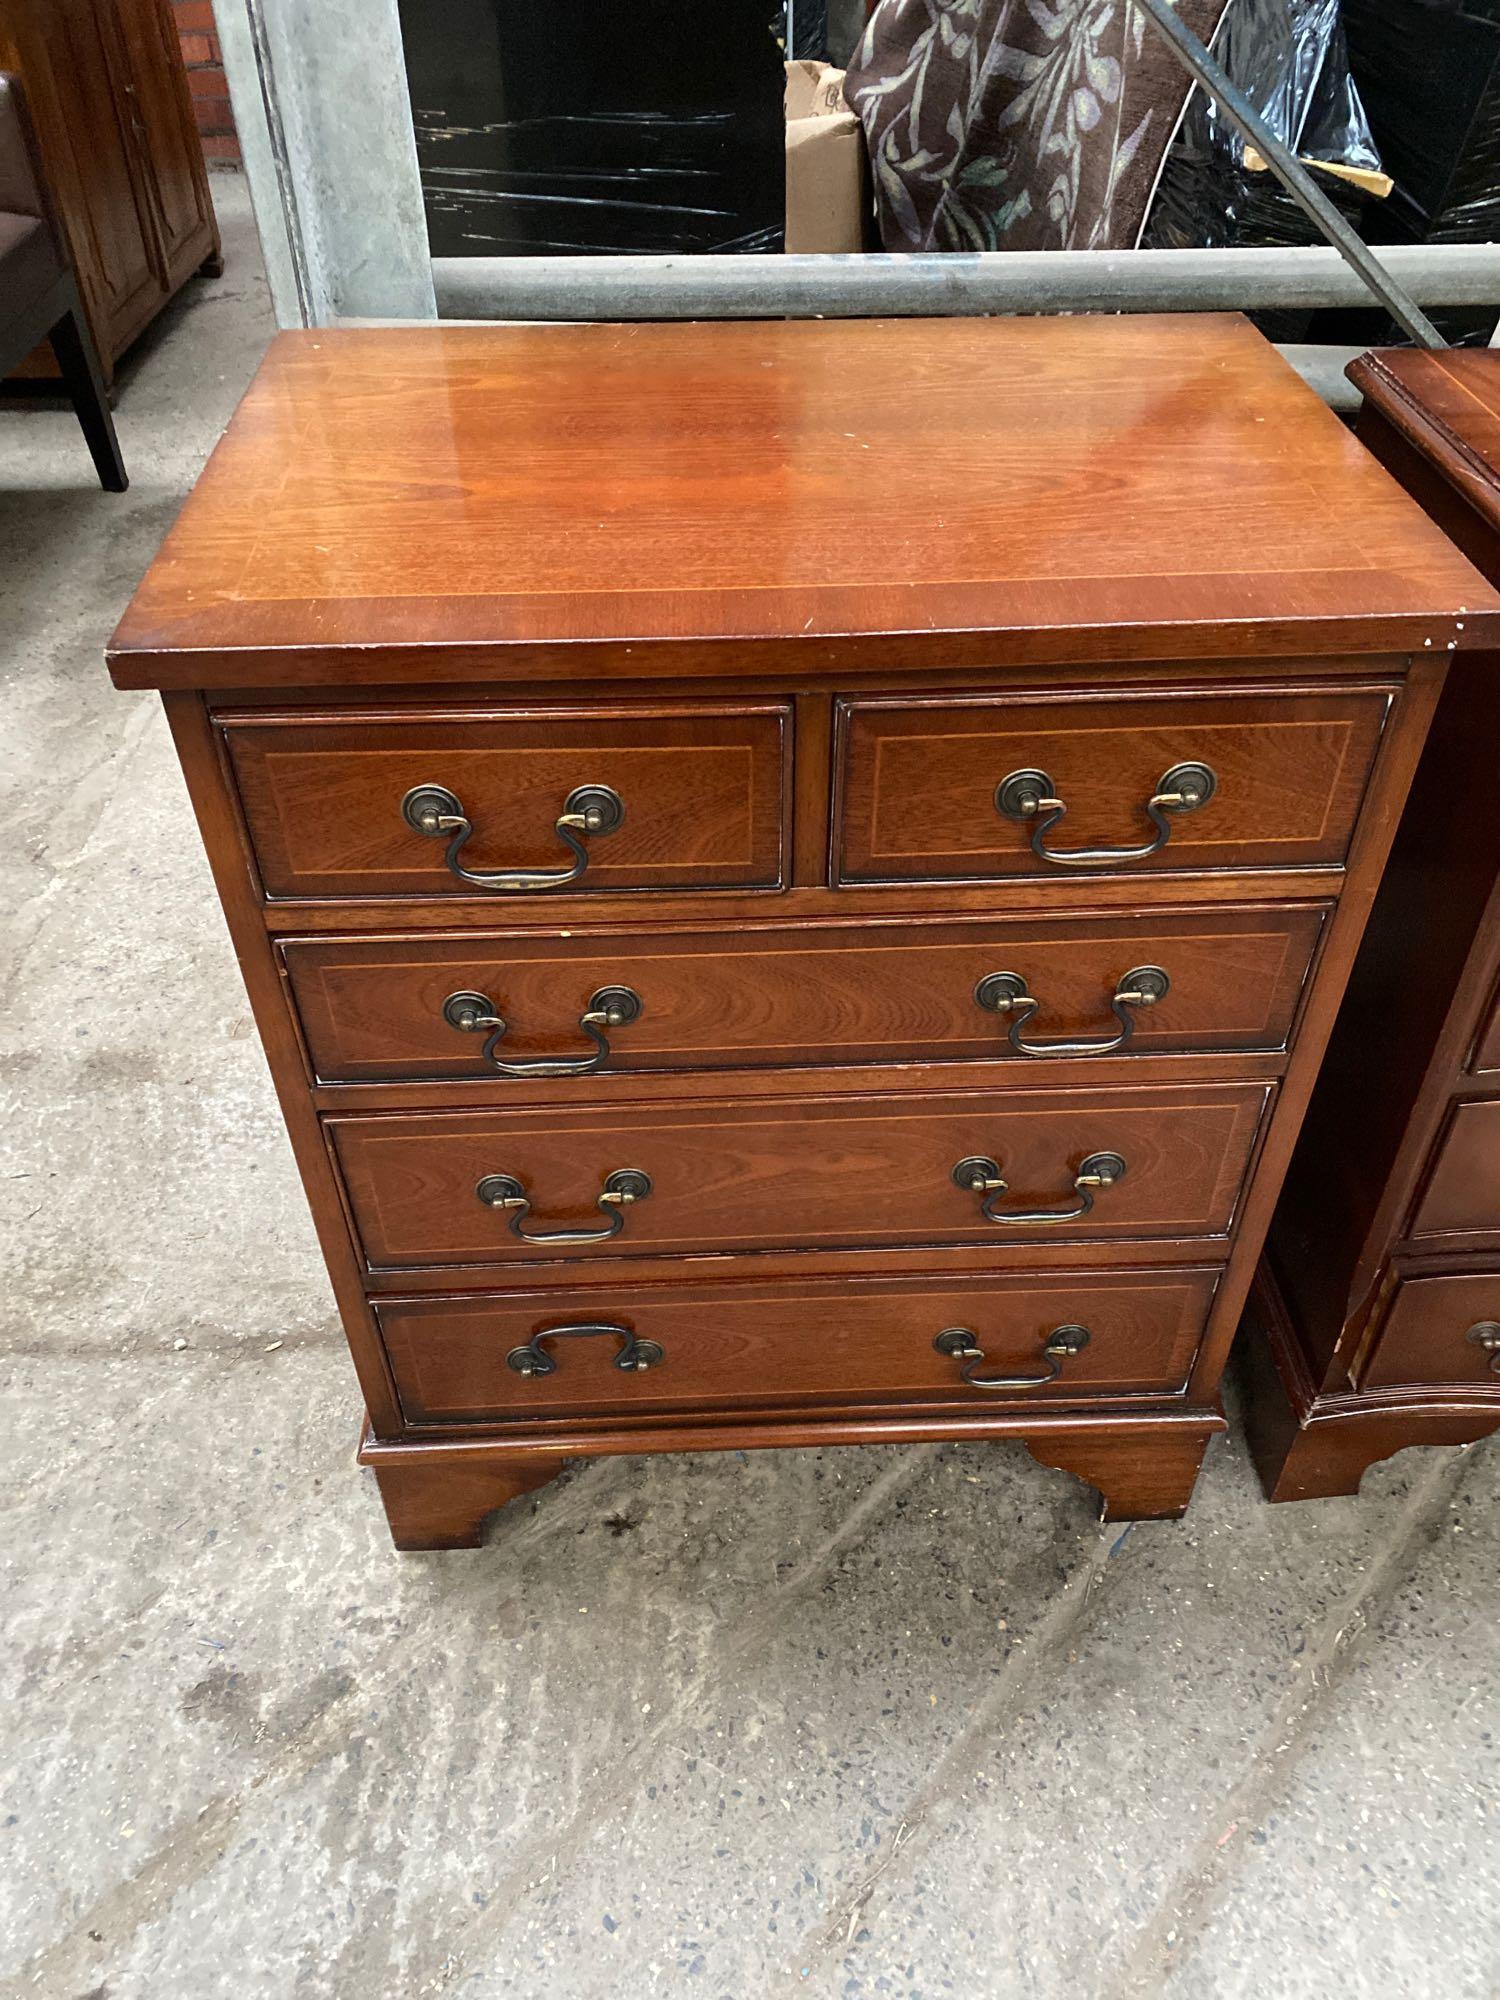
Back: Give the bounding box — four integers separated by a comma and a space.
1349, 347, 1500, 545
110, 317, 1500, 689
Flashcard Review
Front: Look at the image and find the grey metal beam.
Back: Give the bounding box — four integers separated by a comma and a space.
1277, 344, 1367, 412
211, 0, 434, 326
432, 243, 1500, 322
209, 0, 304, 322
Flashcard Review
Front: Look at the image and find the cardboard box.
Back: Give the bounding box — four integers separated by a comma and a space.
785, 60, 869, 253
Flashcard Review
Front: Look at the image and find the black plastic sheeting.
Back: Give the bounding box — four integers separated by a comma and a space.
401, 0, 791, 256
1144, 0, 1379, 251
1344, 0, 1500, 243
784, 0, 830, 59
1142, 0, 1381, 340
1142, 0, 1500, 347
1307, 0, 1500, 344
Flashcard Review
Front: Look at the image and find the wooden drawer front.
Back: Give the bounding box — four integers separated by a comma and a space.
222, 703, 789, 900
1360, 1273, 1500, 1394
379, 1266, 1220, 1424
835, 687, 1389, 884
284, 905, 1325, 1083
328, 1080, 1270, 1270
1410, 1099, 1500, 1242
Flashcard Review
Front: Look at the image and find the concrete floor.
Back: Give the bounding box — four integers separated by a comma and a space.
2, 173, 1497, 2000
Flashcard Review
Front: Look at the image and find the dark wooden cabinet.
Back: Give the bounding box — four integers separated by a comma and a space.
1248, 347, 1500, 1501
0, 0, 219, 382
106, 317, 1497, 1551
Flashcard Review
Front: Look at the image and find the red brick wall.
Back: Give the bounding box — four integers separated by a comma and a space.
173, 0, 240, 164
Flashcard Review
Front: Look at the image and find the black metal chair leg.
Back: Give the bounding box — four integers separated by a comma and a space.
47, 293, 127, 492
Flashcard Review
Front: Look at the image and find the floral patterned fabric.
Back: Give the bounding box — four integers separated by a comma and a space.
844, 0, 1236, 251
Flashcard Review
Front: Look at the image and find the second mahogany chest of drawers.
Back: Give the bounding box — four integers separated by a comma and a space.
1249, 346, 1500, 1499
106, 315, 1499, 1548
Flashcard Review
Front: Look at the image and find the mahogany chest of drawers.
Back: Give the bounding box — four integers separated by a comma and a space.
1249, 347, 1500, 1500
106, 316, 1498, 1549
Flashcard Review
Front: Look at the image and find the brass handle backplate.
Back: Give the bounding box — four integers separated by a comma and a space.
975, 966, 1170, 1058
443, 985, 643, 1077
952, 1150, 1127, 1227
995, 762, 1216, 867
506, 1321, 664, 1377
401, 781, 624, 892
476, 1167, 651, 1245
935, 1322, 1091, 1390
1465, 1321, 1500, 1376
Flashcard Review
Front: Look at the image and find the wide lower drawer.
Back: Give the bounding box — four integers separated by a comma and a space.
328, 1080, 1271, 1270
1409, 1099, 1500, 1244
285, 904, 1325, 1083
836, 686, 1389, 884
1359, 1272, 1500, 1395
377, 1265, 1222, 1424
221, 701, 789, 900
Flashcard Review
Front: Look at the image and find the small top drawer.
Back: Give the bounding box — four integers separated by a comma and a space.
221, 702, 790, 901
835, 686, 1389, 885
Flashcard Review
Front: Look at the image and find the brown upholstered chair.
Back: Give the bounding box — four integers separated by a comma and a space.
1, 71, 126, 490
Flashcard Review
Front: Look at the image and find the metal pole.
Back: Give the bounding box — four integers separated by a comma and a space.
431, 241, 1500, 321
209, 0, 304, 322
1132, 0, 1444, 348
210, 0, 435, 325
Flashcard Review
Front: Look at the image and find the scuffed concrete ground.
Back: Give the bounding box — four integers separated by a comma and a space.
2, 175, 1496, 2000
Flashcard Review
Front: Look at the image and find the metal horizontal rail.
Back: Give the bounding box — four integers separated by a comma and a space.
1278, 344, 1368, 411
433, 243, 1500, 321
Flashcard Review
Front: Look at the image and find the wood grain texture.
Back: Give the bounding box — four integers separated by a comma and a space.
106, 317, 1499, 689
1263, 652, 1500, 1369
281, 904, 1326, 1084
1023, 1421, 1217, 1521
365, 1448, 565, 1550
836, 685, 1391, 883
1, 0, 218, 381
1249, 346, 1500, 1500
358, 1407, 1229, 1533
1256, 1404, 1500, 1504
1408, 1099, 1500, 1242
1348, 347, 1500, 554
222, 702, 789, 900
307, 1053, 1290, 1125
1244, 1262, 1500, 1503
254, 868, 1370, 940
159, 693, 404, 1435
375, 1265, 1220, 1424
1359, 1271, 1500, 1394
118, 321, 1467, 1547
328, 1079, 1271, 1271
